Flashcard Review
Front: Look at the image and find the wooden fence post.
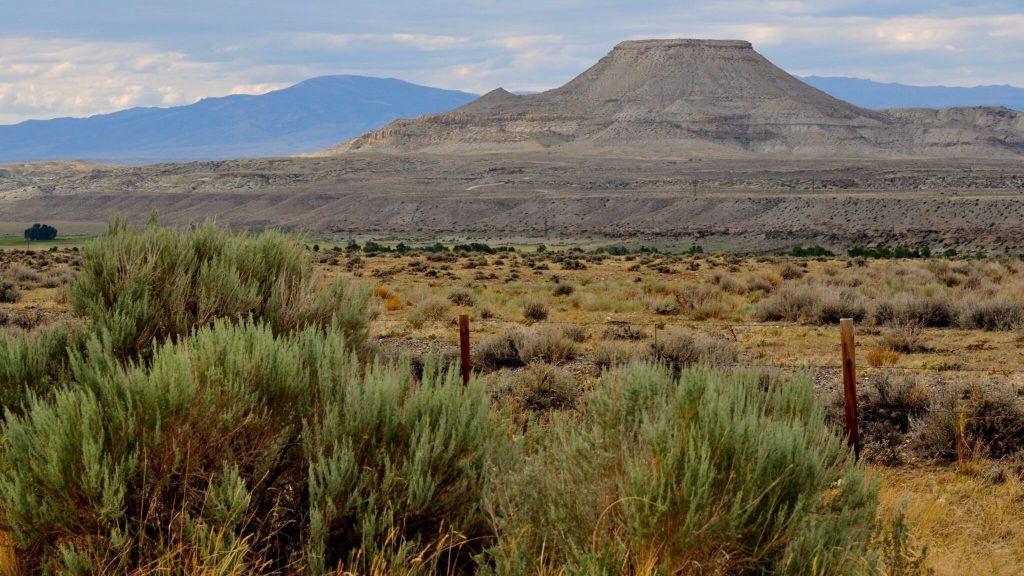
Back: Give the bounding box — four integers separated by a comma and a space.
840, 318, 860, 459
459, 314, 471, 386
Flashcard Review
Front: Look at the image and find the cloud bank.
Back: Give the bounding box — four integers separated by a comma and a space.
0, 1, 1021, 123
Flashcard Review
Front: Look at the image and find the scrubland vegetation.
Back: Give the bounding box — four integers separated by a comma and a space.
3, 225, 1024, 574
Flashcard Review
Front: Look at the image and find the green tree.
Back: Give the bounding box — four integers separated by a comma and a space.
23, 223, 57, 241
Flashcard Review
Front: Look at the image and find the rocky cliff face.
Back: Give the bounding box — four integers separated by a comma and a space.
329, 39, 1024, 158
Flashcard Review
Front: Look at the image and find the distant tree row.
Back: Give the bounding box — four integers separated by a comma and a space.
331, 240, 517, 254
23, 223, 57, 241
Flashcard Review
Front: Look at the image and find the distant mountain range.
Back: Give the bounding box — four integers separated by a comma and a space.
332, 40, 1023, 158
0, 76, 476, 163
1, 69, 1021, 165
801, 76, 1024, 111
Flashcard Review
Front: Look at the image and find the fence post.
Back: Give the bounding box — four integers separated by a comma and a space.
459, 314, 471, 386
840, 318, 860, 460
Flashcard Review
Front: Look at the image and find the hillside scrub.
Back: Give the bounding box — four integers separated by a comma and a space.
485, 364, 880, 575
2, 226, 950, 574
0, 320, 501, 574
69, 218, 368, 360
0, 324, 84, 418
0, 327, 883, 574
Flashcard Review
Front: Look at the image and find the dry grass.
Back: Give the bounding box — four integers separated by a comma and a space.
879, 465, 1024, 576
867, 348, 900, 367
10, 244, 1024, 573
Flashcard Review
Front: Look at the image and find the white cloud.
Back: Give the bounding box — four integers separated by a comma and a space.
0, 37, 294, 123
390, 33, 470, 50
108, 84, 144, 108
228, 83, 288, 95
0, 5, 1022, 123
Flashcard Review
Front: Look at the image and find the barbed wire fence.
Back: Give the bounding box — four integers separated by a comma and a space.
368, 317, 1024, 375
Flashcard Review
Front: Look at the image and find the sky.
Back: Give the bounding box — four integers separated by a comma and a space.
0, 1, 1022, 124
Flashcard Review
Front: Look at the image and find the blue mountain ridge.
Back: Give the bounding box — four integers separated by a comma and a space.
801, 76, 1024, 111
0, 75, 477, 164
2, 73, 1021, 164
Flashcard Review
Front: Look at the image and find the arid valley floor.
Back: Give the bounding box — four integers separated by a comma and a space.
4, 240, 1024, 574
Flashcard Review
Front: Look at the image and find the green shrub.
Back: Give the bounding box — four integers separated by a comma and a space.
757, 285, 866, 325
0, 278, 20, 303
914, 381, 1024, 460
880, 321, 928, 353
0, 320, 502, 573
407, 297, 451, 327
872, 293, 955, 328
23, 223, 57, 241
779, 262, 805, 280
69, 219, 368, 360
0, 324, 83, 418
592, 341, 646, 370
485, 364, 879, 575
650, 328, 737, 372
646, 295, 681, 315
491, 364, 580, 415
474, 329, 530, 371
522, 299, 549, 321
958, 295, 1024, 331
815, 289, 869, 324
561, 324, 588, 343
517, 326, 576, 364
755, 284, 820, 322
601, 322, 646, 341
552, 283, 575, 297
837, 372, 931, 463
448, 288, 476, 307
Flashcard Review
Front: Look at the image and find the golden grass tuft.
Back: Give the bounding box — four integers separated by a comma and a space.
371, 284, 394, 299
867, 347, 900, 367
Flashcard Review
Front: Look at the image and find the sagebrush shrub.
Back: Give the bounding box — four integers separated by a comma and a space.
674, 283, 729, 319
0, 320, 502, 574
837, 372, 931, 463
486, 364, 879, 575
745, 272, 776, 294
755, 284, 821, 322
552, 283, 575, 297
561, 324, 588, 343
780, 262, 805, 279
0, 278, 20, 303
958, 295, 1024, 331
914, 381, 1024, 460
880, 320, 928, 353
522, 299, 549, 321
592, 341, 646, 369
69, 219, 368, 360
448, 288, 476, 307
0, 324, 83, 418
491, 363, 580, 415
650, 328, 737, 372
757, 284, 866, 325
815, 288, 868, 324
517, 326, 576, 364
872, 293, 955, 328
407, 297, 451, 327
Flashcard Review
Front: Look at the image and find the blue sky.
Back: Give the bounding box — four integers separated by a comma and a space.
0, 0, 1021, 123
